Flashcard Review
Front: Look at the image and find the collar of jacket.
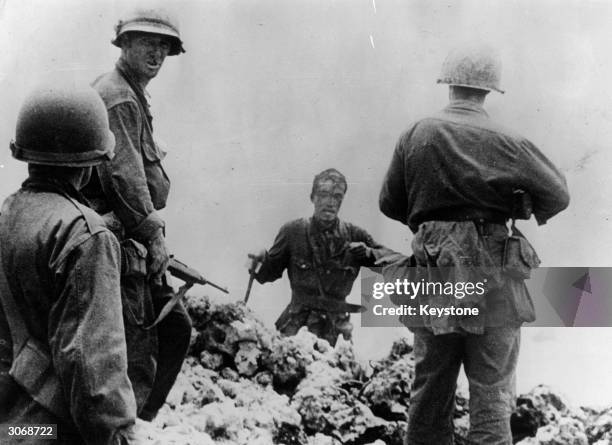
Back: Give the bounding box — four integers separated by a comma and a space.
310, 216, 340, 235
444, 100, 489, 118
115, 59, 153, 124
22, 177, 91, 206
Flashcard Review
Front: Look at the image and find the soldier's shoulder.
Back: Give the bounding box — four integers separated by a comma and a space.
394, 116, 439, 144
279, 218, 309, 234
91, 69, 137, 109
340, 220, 371, 238
338, 219, 356, 230
57, 195, 110, 237
411, 111, 532, 147
75, 203, 109, 236
473, 116, 529, 143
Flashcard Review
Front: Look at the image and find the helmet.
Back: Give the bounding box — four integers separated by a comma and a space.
11, 82, 115, 167
437, 44, 504, 93
112, 8, 185, 56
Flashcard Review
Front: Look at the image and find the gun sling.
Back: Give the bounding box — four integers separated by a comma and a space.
144, 281, 193, 330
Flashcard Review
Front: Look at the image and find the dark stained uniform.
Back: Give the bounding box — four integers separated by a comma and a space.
380, 101, 569, 230
82, 58, 191, 420
0, 178, 136, 444
255, 217, 391, 346
380, 100, 569, 444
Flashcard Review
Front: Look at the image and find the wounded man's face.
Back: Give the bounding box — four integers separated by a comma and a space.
312, 180, 346, 223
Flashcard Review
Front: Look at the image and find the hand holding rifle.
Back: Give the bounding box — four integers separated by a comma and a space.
244, 249, 265, 304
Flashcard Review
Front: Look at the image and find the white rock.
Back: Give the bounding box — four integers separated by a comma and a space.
308, 433, 342, 445
235, 341, 261, 376
165, 372, 196, 408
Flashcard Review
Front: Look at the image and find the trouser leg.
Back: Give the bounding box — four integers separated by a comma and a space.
139, 287, 192, 421
275, 305, 308, 337
305, 311, 352, 346
276, 306, 351, 347
405, 328, 464, 445
121, 275, 157, 413
303, 311, 351, 347
464, 327, 520, 445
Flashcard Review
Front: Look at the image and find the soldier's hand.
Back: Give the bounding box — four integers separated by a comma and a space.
374, 252, 410, 266
147, 230, 170, 283
247, 249, 266, 273
348, 241, 372, 261
116, 421, 147, 445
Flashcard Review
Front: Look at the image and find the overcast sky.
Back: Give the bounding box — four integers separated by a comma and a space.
2, 0, 612, 406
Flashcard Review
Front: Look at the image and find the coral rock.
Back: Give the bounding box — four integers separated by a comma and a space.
199, 350, 224, 370
235, 341, 261, 376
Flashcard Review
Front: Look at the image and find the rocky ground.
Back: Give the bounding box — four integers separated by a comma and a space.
134, 295, 612, 445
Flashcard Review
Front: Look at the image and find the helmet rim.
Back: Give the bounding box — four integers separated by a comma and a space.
11, 84, 116, 167
112, 11, 185, 56
437, 44, 504, 94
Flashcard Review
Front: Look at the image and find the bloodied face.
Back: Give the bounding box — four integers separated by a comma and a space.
312, 179, 346, 224
122, 32, 172, 83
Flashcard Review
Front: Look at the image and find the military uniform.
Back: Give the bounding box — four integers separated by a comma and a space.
83, 58, 191, 419
380, 100, 569, 444
85, 58, 169, 240
0, 178, 136, 444
255, 217, 390, 345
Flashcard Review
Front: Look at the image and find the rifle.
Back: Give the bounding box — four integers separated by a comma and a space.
168, 257, 228, 294
243, 255, 262, 304
145, 256, 228, 329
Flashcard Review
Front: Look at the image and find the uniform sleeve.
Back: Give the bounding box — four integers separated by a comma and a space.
255, 223, 291, 284
515, 140, 570, 225
379, 135, 409, 224
48, 230, 136, 445
97, 101, 164, 243
350, 224, 405, 267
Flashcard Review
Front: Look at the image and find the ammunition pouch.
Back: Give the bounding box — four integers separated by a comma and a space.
9, 338, 70, 421
121, 238, 148, 278
101, 213, 148, 278
503, 233, 540, 279
502, 189, 539, 280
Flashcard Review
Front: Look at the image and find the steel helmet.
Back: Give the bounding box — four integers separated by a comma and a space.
112, 7, 185, 56
11, 82, 115, 167
437, 44, 504, 94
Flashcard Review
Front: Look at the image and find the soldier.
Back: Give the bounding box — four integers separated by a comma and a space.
0, 83, 137, 443
248, 168, 398, 346
379, 45, 570, 444
82, 7, 191, 421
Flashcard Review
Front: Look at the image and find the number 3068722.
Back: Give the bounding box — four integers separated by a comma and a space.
7, 425, 55, 437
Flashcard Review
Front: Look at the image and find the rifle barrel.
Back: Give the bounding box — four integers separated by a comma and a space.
167, 258, 228, 294
206, 280, 229, 294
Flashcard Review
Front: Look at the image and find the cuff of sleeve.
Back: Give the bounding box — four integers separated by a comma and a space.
130, 211, 165, 243
535, 213, 549, 226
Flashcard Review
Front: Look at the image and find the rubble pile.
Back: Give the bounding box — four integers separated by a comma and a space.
514, 386, 612, 445
135, 295, 612, 445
